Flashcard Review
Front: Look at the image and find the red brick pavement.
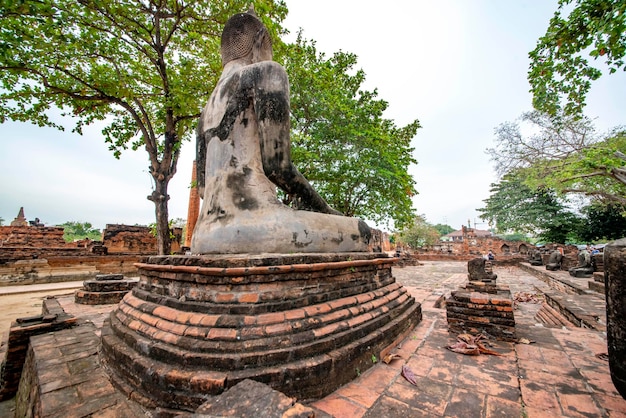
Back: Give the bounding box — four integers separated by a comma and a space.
311, 262, 626, 417
1, 262, 625, 417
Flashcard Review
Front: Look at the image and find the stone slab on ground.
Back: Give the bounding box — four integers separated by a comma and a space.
14, 321, 147, 418
193, 379, 316, 417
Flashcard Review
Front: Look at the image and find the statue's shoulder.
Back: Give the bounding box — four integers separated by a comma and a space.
240, 60, 288, 80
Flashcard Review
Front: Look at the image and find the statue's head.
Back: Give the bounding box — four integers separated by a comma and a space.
221, 9, 272, 66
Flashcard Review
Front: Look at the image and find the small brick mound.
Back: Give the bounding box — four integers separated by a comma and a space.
74, 274, 138, 305
446, 258, 516, 341
446, 289, 516, 341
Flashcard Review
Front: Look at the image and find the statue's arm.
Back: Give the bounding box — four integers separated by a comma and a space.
249, 62, 341, 215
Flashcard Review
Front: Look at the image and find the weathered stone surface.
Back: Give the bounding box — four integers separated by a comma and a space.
467, 258, 497, 283
605, 238, 626, 399
191, 11, 370, 255
194, 379, 315, 417
95, 274, 125, 281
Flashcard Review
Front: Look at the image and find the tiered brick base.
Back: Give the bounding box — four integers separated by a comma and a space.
74, 274, 138, 305
100, 253, 421, 412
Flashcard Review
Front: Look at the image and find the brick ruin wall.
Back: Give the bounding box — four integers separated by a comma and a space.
0, 224, 179, 286
0, 226, 70, 248
102, 224, 182, 254
400, 235, 582, 270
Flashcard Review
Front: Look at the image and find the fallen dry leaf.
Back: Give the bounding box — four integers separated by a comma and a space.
518, 338, 535, 345
401, 364, 418, 386
447, 333, 502, 356
447, 341, 480, 355
382, 353, 402, 364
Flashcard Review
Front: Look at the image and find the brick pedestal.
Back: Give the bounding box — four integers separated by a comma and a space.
446, 258, 516, 341
446, 287, 516, 341
74, 274, 138, 305
100, 253, 421, 412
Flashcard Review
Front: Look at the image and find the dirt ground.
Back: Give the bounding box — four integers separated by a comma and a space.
0, 290, 77, 336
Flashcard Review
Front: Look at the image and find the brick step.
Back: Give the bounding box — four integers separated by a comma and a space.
105, 286, 414, 369
118, 282, 402, 338
74, 289, 130, 305
535, 302, 573, 327
100, 253, 423, 410
82, 278, 137, 292
543, 291, 606, 331
101, 300, 422, 411
588, 280, 605, 295
135, 270, 394, 315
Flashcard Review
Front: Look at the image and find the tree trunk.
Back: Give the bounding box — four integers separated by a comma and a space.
149, 178, 171, 255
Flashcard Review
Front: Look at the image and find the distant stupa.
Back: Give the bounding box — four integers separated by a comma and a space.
10, 207, 28, 227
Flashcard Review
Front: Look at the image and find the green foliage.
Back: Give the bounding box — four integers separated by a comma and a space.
0, 0, 288, 254
433, 224, 454, 236
148, 218, 183, 240
0, 216, 4, 226
496, 232, 530, 242
57, 221, 101, 242
488, 111, 626, 205
397, 215, 440, 248
477, 171, 582, 243
576, 203, 626, 241
528, 0, 626, 116
282, 34, 420, 229
534, 130, 626, 204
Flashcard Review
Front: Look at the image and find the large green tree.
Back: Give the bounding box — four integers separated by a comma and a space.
433, 223, 454, 236
283, 34, 420, 229
478, 171, 581, 243
57, 221, 101, 242
0, 0, 287, 254
576, 202, 626, 242
529, 0, 626, 117
397, 215, 440, 249
487, 111, 626, 205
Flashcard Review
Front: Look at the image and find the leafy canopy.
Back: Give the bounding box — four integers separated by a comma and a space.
477, 171, 581, 243
576, 202, 626, 242
528, 0, 626, 117
396, 215, 440, 248
487, 111, 626, 205
57, 221, 101, 242
0, 0, 287, 254
283, 34, 420, 229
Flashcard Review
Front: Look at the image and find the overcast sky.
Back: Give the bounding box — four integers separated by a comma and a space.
1, 1, 625, 232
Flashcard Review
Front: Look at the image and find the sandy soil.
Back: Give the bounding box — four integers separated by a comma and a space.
0, 290, 77, 336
